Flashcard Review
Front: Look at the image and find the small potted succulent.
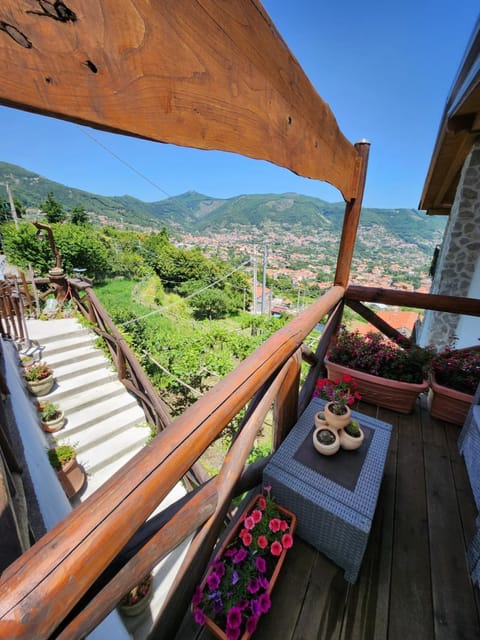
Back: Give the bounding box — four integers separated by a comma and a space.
313, 427, 340, 456
47, 443, 85, 499
38, 401, 65, 433
339, 419, 364, 451
23, 361, 54, 396
119, 573, 154, 617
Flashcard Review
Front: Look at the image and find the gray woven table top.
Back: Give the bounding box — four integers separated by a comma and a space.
265, 398, 392, 518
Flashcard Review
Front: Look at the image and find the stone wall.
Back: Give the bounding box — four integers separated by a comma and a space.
423, 136, 480, 349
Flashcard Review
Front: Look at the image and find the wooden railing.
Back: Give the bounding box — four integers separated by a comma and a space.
70, 279, 172, 432
0, 282, 344, 639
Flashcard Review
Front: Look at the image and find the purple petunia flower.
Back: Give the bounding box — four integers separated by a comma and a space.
231, 570, 240, 585
193, 608, 206, 625
250, 598, 261, 617
247, 577, 260, 594
206, 571, 220, 590
259, 576, 270, 589
226, 606, 242, 629
246, 615, 259, 634
226, 626, 241, 640
233, 548, 248, 564
255, 556, 266, 573
259, 592, 271, 613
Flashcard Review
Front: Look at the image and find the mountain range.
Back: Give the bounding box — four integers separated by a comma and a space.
0, 161, 445, 254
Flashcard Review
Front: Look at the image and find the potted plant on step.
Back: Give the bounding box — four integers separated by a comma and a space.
312, 374, 361, 429
192, 487, 296, 639
38, 401, 65, 433
23, 361, 54, 396
118, 573, 154, 617
47, 443, 85, 499
428, 345, 480, 425
325, 328, 433, 414
339, 419, 364, 451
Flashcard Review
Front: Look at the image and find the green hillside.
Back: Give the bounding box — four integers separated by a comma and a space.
0, 161, 445, 253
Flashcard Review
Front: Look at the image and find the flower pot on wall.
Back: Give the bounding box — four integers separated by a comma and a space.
56, 457, 86, 499
41, 410, 65, 433
119, 574, 154, 617
26, 374, 54, 397
325, 358, 427, 414
428, 373, 474, 426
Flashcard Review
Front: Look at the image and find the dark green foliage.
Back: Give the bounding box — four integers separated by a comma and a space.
40, 192, 65, 223
70, 205, 89, 225
48, 445, 76, 470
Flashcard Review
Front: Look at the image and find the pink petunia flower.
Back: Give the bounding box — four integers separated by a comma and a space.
270, 541, 283, 556
281, 533, 293, 549
257, 535, 268, 549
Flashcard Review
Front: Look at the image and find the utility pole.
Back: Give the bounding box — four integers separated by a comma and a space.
252, 245, 257, 315
6, 183, 18, 228
261, 244, 268, 315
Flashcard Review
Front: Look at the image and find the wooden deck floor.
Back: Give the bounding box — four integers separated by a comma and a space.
176, 397, 480, 640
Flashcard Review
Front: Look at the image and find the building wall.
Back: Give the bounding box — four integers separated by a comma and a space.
418, 136, 480, 350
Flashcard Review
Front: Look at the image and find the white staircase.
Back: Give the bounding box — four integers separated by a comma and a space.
25, 317, 151, 499
23, 317, 190, 639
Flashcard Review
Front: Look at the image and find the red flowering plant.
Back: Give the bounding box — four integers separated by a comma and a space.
431, 344, 480, 395
312, 374, 361, 415
327, 328, 433, 384
192, 487, 295, 640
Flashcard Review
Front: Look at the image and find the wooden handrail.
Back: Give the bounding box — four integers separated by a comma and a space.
155, 353, 300, 639
70, 283, 172, 430
0, 285, 344, 639
55, 482, 219, 640
346, 285, 480, 316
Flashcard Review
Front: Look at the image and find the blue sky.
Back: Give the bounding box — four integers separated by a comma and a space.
1, 1, 478, 209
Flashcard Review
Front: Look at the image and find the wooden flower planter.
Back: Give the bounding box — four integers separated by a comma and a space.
196, 494, 296, 640
325, 358, 427, 414
428, 373, 474, 426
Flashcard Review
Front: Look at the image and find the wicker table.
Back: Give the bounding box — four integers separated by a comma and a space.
263, 398, 392, 583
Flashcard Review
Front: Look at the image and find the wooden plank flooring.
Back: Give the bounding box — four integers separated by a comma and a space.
175, 397, 480, 640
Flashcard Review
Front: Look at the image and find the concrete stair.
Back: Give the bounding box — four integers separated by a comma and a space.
25, 318, 150, 500
22, 317, 191, 638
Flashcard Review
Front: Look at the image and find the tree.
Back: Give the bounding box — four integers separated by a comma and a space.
189, 289, 230, 320
70, 205, 88, 225
40, 192, 65, 223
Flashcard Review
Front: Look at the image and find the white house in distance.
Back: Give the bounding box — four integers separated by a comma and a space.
418, 18, 480, 350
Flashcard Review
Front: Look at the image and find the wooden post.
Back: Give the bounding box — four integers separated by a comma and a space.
272, 349, 302, 449
334, 140, 370, 287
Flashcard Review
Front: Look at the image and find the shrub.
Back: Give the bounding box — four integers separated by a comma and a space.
431, 346, 480, 395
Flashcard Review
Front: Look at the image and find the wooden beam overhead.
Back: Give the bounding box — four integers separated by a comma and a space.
0, 0, 359, 201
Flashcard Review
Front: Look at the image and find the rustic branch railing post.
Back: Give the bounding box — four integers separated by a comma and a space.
272, 348, 302, 449
334, 141, 370, 288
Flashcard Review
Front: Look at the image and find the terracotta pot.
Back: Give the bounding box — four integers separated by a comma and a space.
26, 374, 54, 397
41, 411, 65, 433
56, 457, 86, 499
313, 428, 340, 456
428, 373, 473, 426
119, 577, 153, 617
339, 426, 364, 451
324, 402, 351, 429
194, 494, 296, 640
325, 358, 427, 414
